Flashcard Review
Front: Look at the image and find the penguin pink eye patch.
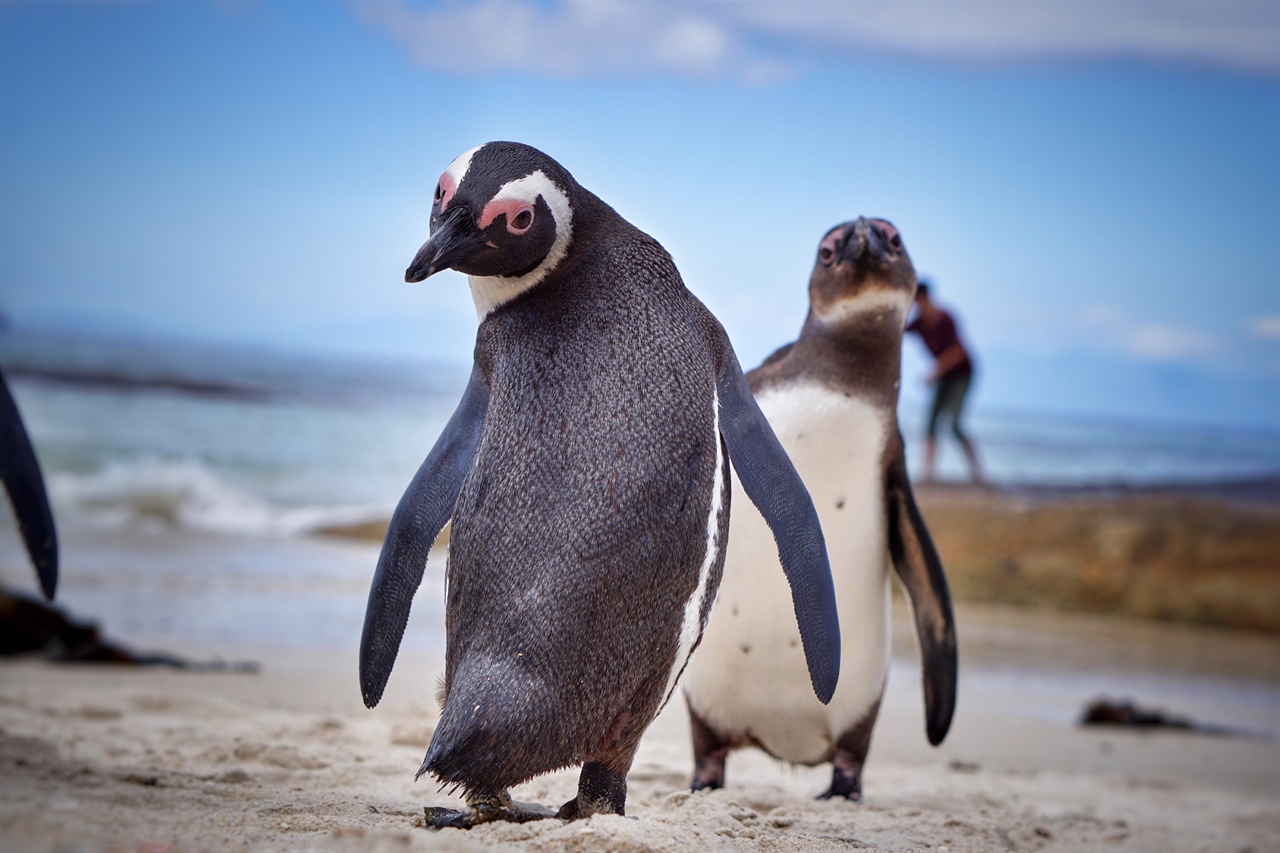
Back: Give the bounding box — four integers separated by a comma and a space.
435, 172, 458, 212
479, 199, 536, 235
875, 220, 903, 250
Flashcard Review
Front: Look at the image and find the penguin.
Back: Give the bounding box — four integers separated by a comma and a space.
359, 142, 840, 828
0, 367, 58, 600
682, 217, 956, 801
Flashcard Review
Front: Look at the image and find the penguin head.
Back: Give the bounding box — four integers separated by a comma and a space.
807, 217, 917, 328
405, 142, 577, 316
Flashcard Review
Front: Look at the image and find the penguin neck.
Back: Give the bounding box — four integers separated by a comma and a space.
797, 310, 905, 408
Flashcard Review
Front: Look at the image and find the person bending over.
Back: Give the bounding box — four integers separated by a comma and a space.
906, 281, 983, 483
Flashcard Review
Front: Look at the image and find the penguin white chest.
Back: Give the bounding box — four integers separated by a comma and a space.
685, 381, 892, 764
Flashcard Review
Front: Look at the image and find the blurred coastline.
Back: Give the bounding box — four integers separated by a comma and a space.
1, 326, 1277, 641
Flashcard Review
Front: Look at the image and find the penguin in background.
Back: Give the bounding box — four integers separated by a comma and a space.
0, 367, 58, 600
359, 142, 840, 827
683, 217, 957, 801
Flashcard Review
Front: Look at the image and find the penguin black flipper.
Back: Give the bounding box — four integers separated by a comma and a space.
716, 349, 840, 704
360, 365, 490, 708
0, 369, 57, 600
885, 438, 957, 745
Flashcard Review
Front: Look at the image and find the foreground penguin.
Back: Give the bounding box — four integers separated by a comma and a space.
0, 368, 57, 599
683, 218, 956, 800
360, 142, 839, 827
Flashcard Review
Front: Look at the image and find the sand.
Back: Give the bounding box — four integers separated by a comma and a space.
3, 484, 1278, 851
2, 595, 1277, 853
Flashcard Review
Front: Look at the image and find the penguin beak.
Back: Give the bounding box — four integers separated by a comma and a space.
841, 217, 886, 264
405, 206, 490, 283
842, 219, 866, 264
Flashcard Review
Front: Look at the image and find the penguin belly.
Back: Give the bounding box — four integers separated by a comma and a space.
685, 381, 890, 764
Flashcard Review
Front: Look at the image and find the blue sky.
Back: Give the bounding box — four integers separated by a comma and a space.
0, 0, 1277, 429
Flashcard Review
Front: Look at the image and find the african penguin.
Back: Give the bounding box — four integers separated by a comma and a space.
359, 142, 840, 827
682, 217, 957, 801
0, 368, 58, 600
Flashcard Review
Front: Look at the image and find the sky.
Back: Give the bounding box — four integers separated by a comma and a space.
0, 0, 1277, 429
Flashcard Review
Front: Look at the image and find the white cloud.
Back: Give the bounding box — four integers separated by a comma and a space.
1126, 323, 1219, 361
1012, 302, 1220, 364
1247, 315, 1280, 340
731, 0, 1280, 75
351, 0, 1280, 81
350, 0, 776, 81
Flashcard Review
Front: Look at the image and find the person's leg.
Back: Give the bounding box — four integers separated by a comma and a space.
947, 375, 983, 483
923, 383, 944, 482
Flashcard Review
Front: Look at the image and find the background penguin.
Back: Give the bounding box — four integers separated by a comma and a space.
359, 142, 840, 827
0, 367, 58, 599
682, 217, 957, 801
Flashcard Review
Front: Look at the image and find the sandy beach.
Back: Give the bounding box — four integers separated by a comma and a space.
2, 485, 1279, 852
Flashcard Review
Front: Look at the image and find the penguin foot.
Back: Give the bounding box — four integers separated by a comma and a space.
424, 790, 557, 829
556, 761, 627, 820
816, 766, 862, 802
689, 775, 724, 792
686, 699, 729, 791
689, 748, 728, 791
423, 807, 476, 829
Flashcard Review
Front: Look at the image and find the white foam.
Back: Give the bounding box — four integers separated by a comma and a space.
49, 457, 383, 538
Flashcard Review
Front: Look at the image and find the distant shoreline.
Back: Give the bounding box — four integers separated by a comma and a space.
922, 475, 1280, 506
314, 480, 1280, 636
4, 363, 275, 401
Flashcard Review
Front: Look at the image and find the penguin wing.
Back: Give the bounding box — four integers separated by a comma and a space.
0, 369, 58, 600
885, 439, 957, 745
716, 349, 840, 704
359, 365, 490, 708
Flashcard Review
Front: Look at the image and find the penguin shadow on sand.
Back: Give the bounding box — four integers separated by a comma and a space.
683, 217, 958, 802
359, 142, 842, 828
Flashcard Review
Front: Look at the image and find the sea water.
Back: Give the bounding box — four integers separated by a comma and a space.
0, 328, 1277, 655
3, 328, 1277, 539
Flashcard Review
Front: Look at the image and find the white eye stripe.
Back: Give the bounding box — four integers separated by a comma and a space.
489, 170, 565, 208
467, 169, 574, 320
443, 145, 482, 191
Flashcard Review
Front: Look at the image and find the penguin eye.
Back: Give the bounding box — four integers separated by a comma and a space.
818, 230, 840, 266
890, 233, 902, 250
433, 183, 443, 203
512, 209, 533, 231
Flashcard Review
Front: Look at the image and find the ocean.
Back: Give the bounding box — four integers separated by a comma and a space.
0, 327, 1277, 655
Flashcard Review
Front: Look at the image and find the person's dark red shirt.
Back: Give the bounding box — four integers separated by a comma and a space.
906, 309, 972, 379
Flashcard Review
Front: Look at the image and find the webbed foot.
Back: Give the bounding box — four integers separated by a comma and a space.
816, 765, 862, 802
556, 761, 627, 820
424, 790, 557, 829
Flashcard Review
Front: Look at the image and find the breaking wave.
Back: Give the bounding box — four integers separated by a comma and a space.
49, 457, 385, 538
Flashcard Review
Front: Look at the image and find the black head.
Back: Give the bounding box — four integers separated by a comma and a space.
405, 142, 579, 313
808, 217, 917, 327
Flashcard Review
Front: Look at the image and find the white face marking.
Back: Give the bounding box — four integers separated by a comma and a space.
661, 388, 725, 708
467, 169, 574, 319
441, 145, 481, 200
815, 287, 912, 328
